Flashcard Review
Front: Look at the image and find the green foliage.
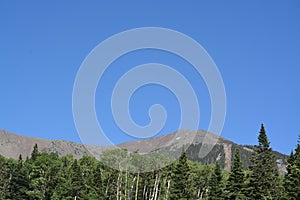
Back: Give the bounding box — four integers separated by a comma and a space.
225, 148, 246, 199
247, 124, 282, 199
7, 157, 30, 199
258, 124, 270, 147
31, 143, 40, 161
0, 155, 10, 199
208, 162, 224, 200
0, 127, 299, 199
171, 150, 192, 199
187, 143, 226, 168
68, 159, 85, 198
284, 136, 300, 199
189, 162, 214, 199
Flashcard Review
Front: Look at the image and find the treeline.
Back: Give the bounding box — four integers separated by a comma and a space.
0, 124, 299, 199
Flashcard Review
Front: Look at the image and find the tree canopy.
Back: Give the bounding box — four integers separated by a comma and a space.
0, 125, 299, 199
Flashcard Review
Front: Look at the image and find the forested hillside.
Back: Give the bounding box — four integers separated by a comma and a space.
0, 129, 288, 173
0, 124, 299, 199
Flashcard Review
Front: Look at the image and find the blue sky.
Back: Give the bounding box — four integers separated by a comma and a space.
0, 1, 299, 154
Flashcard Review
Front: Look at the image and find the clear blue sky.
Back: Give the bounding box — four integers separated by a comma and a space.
0, 1, 299, 154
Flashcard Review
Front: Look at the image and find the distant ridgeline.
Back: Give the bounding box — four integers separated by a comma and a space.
0, 129, 290, 172
0, 124, 299, 199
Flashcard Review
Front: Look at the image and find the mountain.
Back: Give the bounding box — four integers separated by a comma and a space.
118, 129, 287, 172
0, 130, 110, 159
0, 129, 287, 172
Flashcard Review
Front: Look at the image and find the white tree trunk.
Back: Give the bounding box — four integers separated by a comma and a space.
135, 172, 139, 200
117, 170, 121, 200
153, 173, 161, 200
165, 179, 171, 200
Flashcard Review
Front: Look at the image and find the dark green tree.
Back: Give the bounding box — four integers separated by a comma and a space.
7, 156, 30, 199
67, 159, 85, 199
0, 155, 9, 199
92, 162, 104, 198
31, 143, 40, 161
0, 128, 294, 199
208, 162, 224, 200
247, 124, 282, 199
225, 148, 246, 199
171, 149, 192, 199
79, 155, 102, 198
26, 152, 63, 200
51, 171, 68, 200
284, 135, 300, 199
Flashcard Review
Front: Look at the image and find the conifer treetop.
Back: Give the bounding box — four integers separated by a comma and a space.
258, 123, 270, 148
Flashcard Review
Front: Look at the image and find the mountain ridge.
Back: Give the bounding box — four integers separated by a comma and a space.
0, 129, 287, 172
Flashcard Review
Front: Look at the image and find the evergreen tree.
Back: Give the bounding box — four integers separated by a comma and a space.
68, 159, 85, 199
31, 143, 40, 161
93, 162, 104, 198
225, 148, 246, 199
208, 162, 224, 200
7, 157, 30, 199
0, 130, 294, 199
0, 155, 9, 199
79, 155, 103, 198
171, 149, 192, 199
247, 124, 282, 199
284, 135, 300, 199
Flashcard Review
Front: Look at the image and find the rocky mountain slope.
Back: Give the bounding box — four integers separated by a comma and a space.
0, 130, 109, 159
0, 129, 287, 172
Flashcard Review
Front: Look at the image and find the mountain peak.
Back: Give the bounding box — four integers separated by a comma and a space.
0, 129, 287, 172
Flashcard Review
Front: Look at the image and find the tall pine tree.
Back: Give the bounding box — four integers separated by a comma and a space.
284, 135, 300, 199
31, 143, 40, 161
68, 159, 85, 199
225, 148, 245, 199
247, 124, 282, 199
208, 162, 224, 200
171, 149, 192, 199
7, 156, 30, 199
92, 162, 105, 198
